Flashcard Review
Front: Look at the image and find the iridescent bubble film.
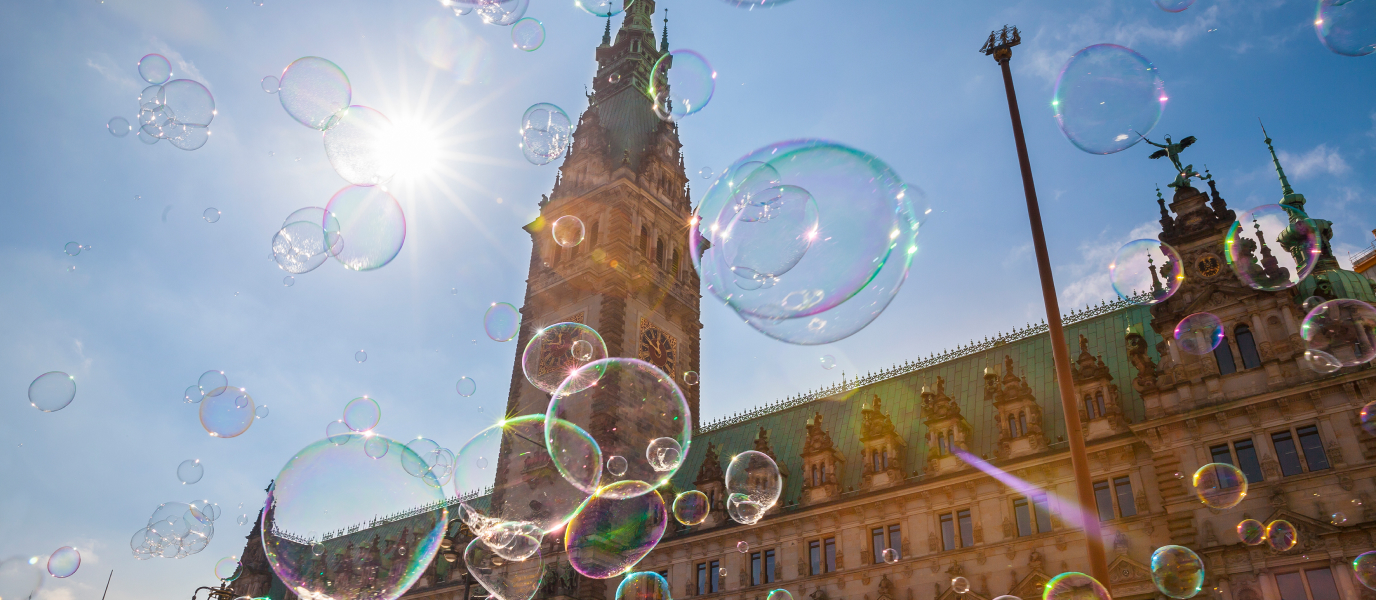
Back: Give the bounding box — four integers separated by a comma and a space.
1315, 0, 1376, 57
1150, 545, 1204, 599
952, 577, 969, 594
107, 116, 130, 137
28, 371, 75, 412
1266, 520, 1297, 551
324, 185, 407, 271
607, 455, 628, 476
565, 480, 668, 579
820, 355, 837, 370
520, 103, 571, 166
1353, 551, 1376, 591
1110, 239, 1183, 304
273, 211, 338, 275
646, 438, 682, 472
457, 376, 478, 397
1192, 462, 1247, 509
650, 50, 716, 122
1362, 400, 1376, 435
263, 433, 446, 600
365, 435, 389, 459
547, 358, 691, 498
552, 215, 585, 248
882, 548, 898, 563
575, 0, 633, 17
162, 79, 216, 126
724, 450, 781, 525
199, 370, 227, 395
46, 547, 80, 578
138, 53, 171, 85
769, 590, 794, 600
1042, 573, 1110, 600
261, 75, 279, 93
1236, 519, 1265, 545
200, 387, 255, 438
343, 396, 381, 432
1052, 44, 1166, 154
477, 0, 529, 26
682, 371, 700, 386
178, 459, 204, 484
278, 57, 352, 130
1301, 299, 1376, 367
323, 106, 398, 186
1174, 312, 1224, 355
672, 490, 709, 526
617, 571, 670, 600
1155, 0, 1196, 12
521, 322, 607, 393
485, 303, 521, 342
465, 538, 545, 600
1225, 204, 1318, 292
215, 556, 241, 581
511, 18, 545, 52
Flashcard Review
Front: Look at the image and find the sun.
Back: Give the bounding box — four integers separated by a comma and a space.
382, 116, 444, 186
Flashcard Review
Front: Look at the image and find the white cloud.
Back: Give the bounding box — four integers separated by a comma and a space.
85, 54, 141, 93
1277, 144, 1350, 179
1057, 221, 1163, 309
149, 39, 210, 90
1023, 4, 1221, 84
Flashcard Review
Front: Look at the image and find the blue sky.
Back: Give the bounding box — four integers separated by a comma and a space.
0, 0, 1372, 598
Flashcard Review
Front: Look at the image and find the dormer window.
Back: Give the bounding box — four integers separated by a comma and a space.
632, 39, 640, 53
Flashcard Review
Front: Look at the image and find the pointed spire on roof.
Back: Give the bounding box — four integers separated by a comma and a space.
601, 15, 612, 47
660, 8, 670, 52
1260, 119, 1294, 198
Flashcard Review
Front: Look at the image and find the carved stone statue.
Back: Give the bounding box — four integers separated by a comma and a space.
1142, 134, 1199, 188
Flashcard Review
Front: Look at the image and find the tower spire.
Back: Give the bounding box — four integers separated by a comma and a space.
601, 15, 611, 47
660, 9, 669, 52
1259, 119, 1295, 198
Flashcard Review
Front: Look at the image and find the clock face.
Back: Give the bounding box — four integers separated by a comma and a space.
536, 312, 587, 378
637, 318, 678, 376
1196, 254, 1222, 278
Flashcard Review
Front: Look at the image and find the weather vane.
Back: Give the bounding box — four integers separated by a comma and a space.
1140, 133, 1199, 189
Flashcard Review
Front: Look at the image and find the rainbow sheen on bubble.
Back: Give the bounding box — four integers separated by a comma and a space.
324, 185, 407, 271
485, 303, 521, 342
547, 358, 691, 498
553, 215, 585, 248
565, 480, 668, 579
477, 0, 529, 26
691, 140, 924, 345
575, 0, 633, 17
278, 57, 352, 130
1043, 572, 1110, 600
28, 371, 75, 412
1150, 545, 1204, 599
1315, 0, 1376, 57
1174, 312, 1224, 355
1155, 0, 1196, 12
672, 490, 709, 526
139, 54, 172, 84
724, 450, 781, 525
952, 577, 969, 594
215, 556, 241, 581
1353, 551, 1376, 591
1110, 239, 1183, 304
1192, 463, 1247, 509
1225, 204, 1319, 292
200, 387, 255, 438
1266, 520, 1297, 551
323, 106, 398, 186
263, 433, 446, 600
178, 459, 204, 484
465, 538, 545, 600
46, 547, 80, 578
1237, 519, 1266, 545
520, 103, 571, 166
1301, 299, 1376, 368
617, 571, 670, 600
1052, 44, 1166, 155
343, 396, 381, 432
511, 18, 545, 52
521, 322, 607, 393
650, 50, 716, 122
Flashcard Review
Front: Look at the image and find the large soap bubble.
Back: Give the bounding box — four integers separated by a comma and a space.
1301, 299, 1376, 367
1225, 204, 1319, 292
200, 387, 255, 438
1043, 573, 1110, 600
273, 208, 341, 275
565, 481, 668, 578
575, 0, 633, 17
465, 538, 545, 600
547, 358, 691, 499
46, 547, 80, 578
672, 491, 709, 526
521, 322, 608, 393
1150, 545, 1204, 599
617, 572, 671, 600
1155, 0, 1196, 12
1174, 312, 1224, 356
278, 57, 352, 130
520, 103, 571, 165
1266, 520, 1297, 551
1315, 0, 1376, 57
1353, 551, 1376, 591
162, 79, 216, 126
28, 371, 75, 412
485, 303, 521, 341
724, 450, 781, 525
178, 459, 204, 484
263, 433, 446, 600
477, 0, 529, 26
0, 556, 45, 599
692, 140, 923, 344
650, 50, 716, 122
1110, 239, 1183, 304
1052, 44, 1166, 155
343, 396, 381, 432
324, 185, 407, 271
1192, 463, 1247, 509
324, 106, 398, 186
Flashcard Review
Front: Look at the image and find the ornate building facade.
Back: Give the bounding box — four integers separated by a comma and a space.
227, 6, 1376, 600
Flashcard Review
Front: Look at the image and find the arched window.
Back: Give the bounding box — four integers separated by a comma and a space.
1084, 394, 1097, 419
811, 464, 818, 487
671, 249, 682, 279
948, 428, 956, 451
1214, 338, 1237, 375
631, 39, 640, 53
655, 238, 665, 267
881, 448, 888, 470
872, 450, 880, 472
1019, 412, 1028, 436
1236, 324, 1262, 369
1094, 391, 1106, 418
1007, 414, 1018, 438
639, 226, 649, 255
589, 220, 600, 248
937, 433, 947, 455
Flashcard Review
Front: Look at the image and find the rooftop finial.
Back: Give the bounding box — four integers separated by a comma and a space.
660, 8, 669, 52
1259, 118, 1295, 198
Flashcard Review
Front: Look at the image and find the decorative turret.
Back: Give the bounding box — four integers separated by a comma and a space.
1070, 335, 1131, 439
859, 395, 907, 490
921, 376, 973, 475
800, 412, 844, 505
1124, 324, 1159, 396
986, 355, 1047, 459
694, 441, 725, 517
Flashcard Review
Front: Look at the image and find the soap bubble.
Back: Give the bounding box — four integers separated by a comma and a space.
617, 572, 670, 600
575, 0, 632, 17
1353, 551, 1376, 591
261, 75, 279, 93
691, 140, 923, 345
719, 184, 819, 284
1236, 519, 1265, 545
184, 385, 203, 404
1154, 0, 1195, 11
464, 538, 545, 600
343, 396, 381, 432
882, 548, 898, 563
607, 456, 628, 477
455, 415, 596, 543
650, 50, 716, 122
572, 340, 594, 361
203, 208, 221, 223
1174, 312, 1224, 355
1225, 203, 1319, 292
1266, 520, 1297, 551
108, 116, 131, 137
178, 459, 204, 484
1301, 299, 1376, 367
1330, 512, 1347, 525
1315, 0, 1376, 57
137, 129, 159, 145
646, 438, 682, 472
355, 350, 368, 363
1303, 348, 1342, 373
565, 480, 667, 578
199, 370, 227, 395
521, 322, 607, 393
323, 106, 398, 186
28, 372, 75, 412
520, 103, 571, 165
255, 405, 269, 419
952, 577, 969, 594
273, 214, 337, 275
553, 215, 585, 248
324, 185, 407, 271
485, 303, 521, 341
683, 371, 699, 385
1150, 545, 1204, 599
365, 435, 389, 459
1052, 44, 1165, 154
138, 54, 172, 84
768, 592, 794, 600
1192, 463, 1247, 509
215, 556, 241, 581
1362, 401, 1376, 435
46, 547, 80, 578
700, 167, 713, 179
62, 242, 80, 257
278, 57, 351, 130
163, 79, 216, 126
547, 358, 691, 498
820, 355, 837, 370
138, 104, 174, 139
477, 0, 529, 26
1042, 573, 1108, 600
1111, 239, 1183, 304
456, 377, 477, 397
672, 491, 709, 526
283, 276, 295, 287
511, 18, 545, 51
724, 450, 781, 525
200, 387, 255, 438
262, 433, 446, 600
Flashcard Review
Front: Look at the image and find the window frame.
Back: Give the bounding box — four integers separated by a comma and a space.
1113, 476, 1136, 518
1275, 567, 1341, 600
1092, 475, 1136, 521
1214, 337, 1238, 375
1013, 497, 1033, 537
1271, 425, 1330, 477
1236, 324, 1262, 369
869, 523, 902, 563
939, 512, 956, 551
957, 509, 974, 548
808, 540, 821, 575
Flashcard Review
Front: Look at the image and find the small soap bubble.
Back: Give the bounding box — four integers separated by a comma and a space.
616, 572, 670, 600
66, 265, 76, 273
47, 547, 81, 578
700, 166, 713, 179
1330, 512, 1347, 525
511, 18, 545, 51
553, 215, 586, 248
607, 455, 628, 477
522, 322, 607, 393
1111, 239, 1184, 304
520, 103, 571, 165
1266, 520, 1297, 551
1302, 296, 1326, 313
882, 548, 898, 563
28, 371, 76, 412
562, 482, 666, 577
1301, 299, 1376, 368
277, 57, 351, 130
820, 355, 837, 370
64, 242, 82, 256
672, 490, 709, 526
737, 541, 749, 553
203, 208, 221, 223
261, 75, 279, 93
1192, 463, 1246, 509
254, 405, 269, 419
647, 438, 683, 472
572, 339, 595, 361
683, 371, 699, 385
725, 450, 781, 525
650, 50, 715, 122
184, 385, 203, 404
1226, 204, 1319, 291
1174, 312, 1224, 355
323, 106, 398, 186
1154, 0, 1195, 12
108, 116, 131, 137
1150, 545, 1204, 599
214, 556, 241, 581
484, 302, 521, 341
343, 396, 381, 432
325, 420, 352, 445
718, 567, 728, 577
355, 350, 368, 363
283, 275, 295, 287
456, 376, 477, 397
1052, 44, 1165, 155
476, 0, 529, 25
364, 435, 389, 459
768, 591, 794, 600
200, 386, 255, 438
324, 185, 407, 271
1236, 519, 1265, 545
575, 0, 631, 17
952, 577, 970, 594
178, 459, 204, 484
1042, 573, 1109, 600
138, 54, 172, 85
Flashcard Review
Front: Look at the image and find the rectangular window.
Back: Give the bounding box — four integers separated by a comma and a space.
1305, 568, 1340, 600
752, 552, 762, 586
888, 525, 901, 559
1297, 425, 1330, 472
871, 528, 885, 564
809, 540, 821, 575
1210, 444, 1234, 465
709, 560, 720, 593
697, 563, 707, 595
957, 510, 973, 548
1033, 494, 1052, 533
1272, 430, 1305, 476
764, 549, 775, 584
1013, 498, 1033, 537
1094, 480, 1115, 521
1276, 572, 1307, 600
1234, 439, 1265, 483
824, 537, 837, 572
940, 513, 956, 551
748, 550, 776, 586
1114, 476, 1136, 518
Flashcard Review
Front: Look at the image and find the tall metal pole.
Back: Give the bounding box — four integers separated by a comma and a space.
981, 26, 1109, 584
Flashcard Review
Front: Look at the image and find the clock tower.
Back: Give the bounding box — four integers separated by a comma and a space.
503, 0, 701, 430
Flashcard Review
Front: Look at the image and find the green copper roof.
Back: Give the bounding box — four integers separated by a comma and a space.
1297, 267, 1376, 305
